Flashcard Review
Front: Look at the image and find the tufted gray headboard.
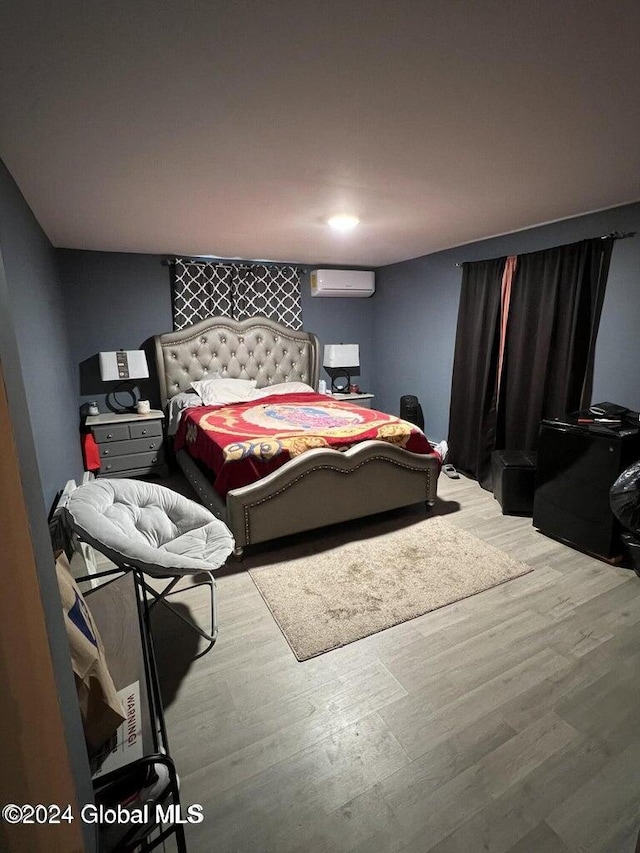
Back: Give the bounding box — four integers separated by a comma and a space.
154, 316, 320, 407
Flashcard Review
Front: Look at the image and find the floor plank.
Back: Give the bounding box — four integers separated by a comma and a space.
147, 471, 640, 852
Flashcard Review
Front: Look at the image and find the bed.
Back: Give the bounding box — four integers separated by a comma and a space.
154, 316, 441, 556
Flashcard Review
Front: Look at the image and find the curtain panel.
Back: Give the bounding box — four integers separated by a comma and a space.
172, 261, 233, 329
448, 237, 614, 487
171, 260, 303, 331
447, 257, 505, 486
499, 237, 613, 450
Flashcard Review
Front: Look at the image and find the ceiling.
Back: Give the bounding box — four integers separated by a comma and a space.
1, 1, 639, 268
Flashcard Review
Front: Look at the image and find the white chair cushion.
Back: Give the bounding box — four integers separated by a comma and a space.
63, 479, 234, 576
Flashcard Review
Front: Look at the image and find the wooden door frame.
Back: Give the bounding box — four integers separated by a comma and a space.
0, 244, 94, 850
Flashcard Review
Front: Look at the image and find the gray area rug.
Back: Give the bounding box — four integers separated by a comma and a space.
247, 516, 533, 661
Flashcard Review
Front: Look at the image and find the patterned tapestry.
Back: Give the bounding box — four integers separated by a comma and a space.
171, 260, 303, 331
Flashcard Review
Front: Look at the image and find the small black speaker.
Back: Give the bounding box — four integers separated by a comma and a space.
400, 395, 424, 430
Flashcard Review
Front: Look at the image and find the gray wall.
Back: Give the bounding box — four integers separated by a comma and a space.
0, 160, 95, 849
56, 253, 376, 408
373, 202, 640, 441
58, 200, 640, 443
52, 202, 640, 448
0, 160, 83, 509
301, 272, 374, 393
57, 250, 173, 412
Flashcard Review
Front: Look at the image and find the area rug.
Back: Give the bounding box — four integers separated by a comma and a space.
247, 516, 533, 661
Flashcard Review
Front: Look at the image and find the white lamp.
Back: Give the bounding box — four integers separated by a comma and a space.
323, 344, 360, 393
98, 350, 150, 414
99, 350, 149, 382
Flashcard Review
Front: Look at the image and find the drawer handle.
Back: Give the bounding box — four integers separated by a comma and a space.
104, 464, 111, 470
106, 432, 113, 439
149, 442, 157, 449
151, 456, 157, 463
103, 449, 109, 455
141, 429, 147, 435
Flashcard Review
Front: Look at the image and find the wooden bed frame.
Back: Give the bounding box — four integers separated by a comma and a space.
154, 316, 439, 556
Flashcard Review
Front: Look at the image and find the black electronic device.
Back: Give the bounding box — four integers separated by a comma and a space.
589, 401, 629, 417
400, 395, 424, 430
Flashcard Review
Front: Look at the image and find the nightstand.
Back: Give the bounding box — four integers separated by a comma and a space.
86, 410, 168, 479
331, 392, 375, 408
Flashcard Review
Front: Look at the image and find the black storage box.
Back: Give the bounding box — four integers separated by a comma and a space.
533, 418, 640, 559
492, 450, 537, 515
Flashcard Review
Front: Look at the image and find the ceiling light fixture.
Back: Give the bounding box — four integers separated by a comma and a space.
327, 214, 360, 232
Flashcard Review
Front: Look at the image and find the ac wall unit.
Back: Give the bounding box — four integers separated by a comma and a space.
310, 269, 375, 298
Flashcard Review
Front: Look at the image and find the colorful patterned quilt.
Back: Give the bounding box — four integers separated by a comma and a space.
173, 391, 438, 497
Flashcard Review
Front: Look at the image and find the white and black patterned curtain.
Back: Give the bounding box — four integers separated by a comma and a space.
171, 259, 303, 331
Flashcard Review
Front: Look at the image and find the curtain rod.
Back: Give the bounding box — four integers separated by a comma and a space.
454, 230, 636, 267
162, 256, 306, 272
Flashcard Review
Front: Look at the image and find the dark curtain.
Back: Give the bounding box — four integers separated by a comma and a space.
498, 237, 614, 450
448, 237, 614, 489
448, 257, 505, 485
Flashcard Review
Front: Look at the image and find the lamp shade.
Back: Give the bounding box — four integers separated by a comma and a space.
99, 350, 149, 381
323, 344, 360, 369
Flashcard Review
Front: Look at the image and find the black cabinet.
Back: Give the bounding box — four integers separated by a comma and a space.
533, 419, 640, 559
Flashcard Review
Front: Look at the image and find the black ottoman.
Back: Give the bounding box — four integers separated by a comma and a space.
492, 450, 537, 515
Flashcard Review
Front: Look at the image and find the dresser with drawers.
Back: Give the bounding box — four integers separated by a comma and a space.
86, 410, 169, 478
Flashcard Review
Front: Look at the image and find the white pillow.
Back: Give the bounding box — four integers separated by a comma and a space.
190, 376, 256, 405
167, 391, 202, 435
249, 382, 315, 400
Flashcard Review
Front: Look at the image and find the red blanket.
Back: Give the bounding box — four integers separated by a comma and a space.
174, 391, 438, 497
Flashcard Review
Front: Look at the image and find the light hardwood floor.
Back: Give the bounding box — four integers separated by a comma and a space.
150, 472, 640, 853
